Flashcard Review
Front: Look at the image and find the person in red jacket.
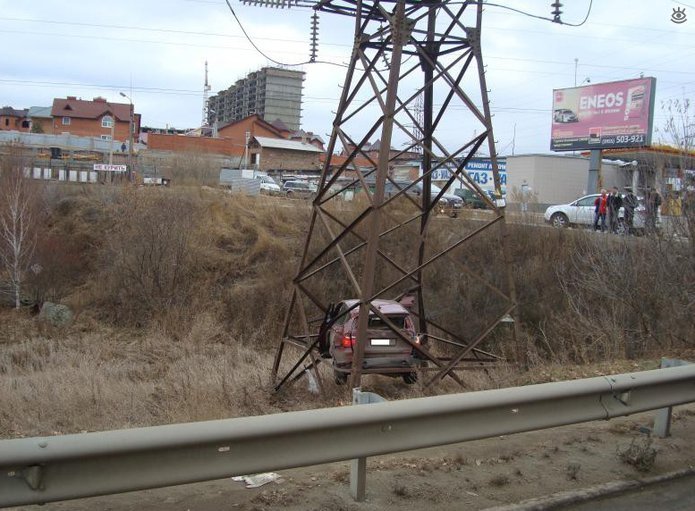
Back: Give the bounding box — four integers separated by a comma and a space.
593, 189, 608, 232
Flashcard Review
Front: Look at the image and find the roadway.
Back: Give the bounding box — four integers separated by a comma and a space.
565, 473, 695, 511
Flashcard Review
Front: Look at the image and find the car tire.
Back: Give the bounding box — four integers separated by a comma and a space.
334, 369, 348, 385
286, 190, 293, 198
550, 212, 569, 228
403, 372, 418, 385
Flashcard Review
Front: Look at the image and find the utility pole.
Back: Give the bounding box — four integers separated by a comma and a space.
574, 57, 578, 87
244, 131, 250, 168
120, 92, 134, 182
108, 107, 115, 165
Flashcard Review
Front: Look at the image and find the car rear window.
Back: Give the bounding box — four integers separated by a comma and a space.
368, 315, 406, 329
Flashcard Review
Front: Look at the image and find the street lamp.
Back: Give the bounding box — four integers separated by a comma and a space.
119, 92, 134, 181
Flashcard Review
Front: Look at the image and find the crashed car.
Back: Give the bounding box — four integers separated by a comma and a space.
318, 299, 422, 384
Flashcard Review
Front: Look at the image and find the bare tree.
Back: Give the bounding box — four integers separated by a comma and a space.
661, 97, 694, 154
658, 97, 695, 243
0, 157, 37, 309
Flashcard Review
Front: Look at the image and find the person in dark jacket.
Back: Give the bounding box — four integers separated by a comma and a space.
623, 187, 638, 233
607, 186, 623, 233
645, 188, 662, 231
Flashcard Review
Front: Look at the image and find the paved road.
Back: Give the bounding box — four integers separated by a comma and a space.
565, 473, 695, 511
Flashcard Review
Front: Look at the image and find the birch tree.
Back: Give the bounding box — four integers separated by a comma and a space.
0, 165, 36, 309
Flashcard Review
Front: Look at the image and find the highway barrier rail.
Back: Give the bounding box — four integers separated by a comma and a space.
2, 364, 695, 507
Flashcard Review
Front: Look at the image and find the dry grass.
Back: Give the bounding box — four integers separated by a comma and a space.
0, 183, 693, 438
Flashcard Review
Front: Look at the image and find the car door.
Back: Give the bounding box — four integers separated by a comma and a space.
573, 195, 598, 226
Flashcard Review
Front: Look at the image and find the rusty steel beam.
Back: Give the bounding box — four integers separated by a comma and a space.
272, 0, 517, 393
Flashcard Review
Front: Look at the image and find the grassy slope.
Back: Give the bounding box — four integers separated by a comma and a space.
0, 187, 693, 438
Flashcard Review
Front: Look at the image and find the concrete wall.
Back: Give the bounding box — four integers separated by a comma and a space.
506, 154, 626, 209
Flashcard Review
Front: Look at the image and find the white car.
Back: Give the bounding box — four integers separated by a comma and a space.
257, 175, 282, 195
544, 194, 658, 233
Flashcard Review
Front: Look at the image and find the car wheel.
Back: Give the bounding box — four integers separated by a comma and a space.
334, 369, 348, 385
286, 190, 293, 198
550, 212, 569, 228
403, 372, 418, 385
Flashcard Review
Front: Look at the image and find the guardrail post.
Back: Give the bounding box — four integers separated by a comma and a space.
350, 388, 386, 501
654, 358, 692, 438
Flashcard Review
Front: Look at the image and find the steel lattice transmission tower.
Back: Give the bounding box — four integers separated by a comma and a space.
271, 0, 519, 391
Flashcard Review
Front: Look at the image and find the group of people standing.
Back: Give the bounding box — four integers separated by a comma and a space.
593, 187, 640, 233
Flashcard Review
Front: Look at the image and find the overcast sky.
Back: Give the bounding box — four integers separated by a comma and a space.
1, 0, 693, 155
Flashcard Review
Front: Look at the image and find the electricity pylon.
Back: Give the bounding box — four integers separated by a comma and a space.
271, 0, 519, 392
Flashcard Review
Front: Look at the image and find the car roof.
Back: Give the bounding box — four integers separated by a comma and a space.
340, 299, 409, 316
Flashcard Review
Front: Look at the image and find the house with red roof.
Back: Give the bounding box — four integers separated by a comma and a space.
50, 96, 141, 142
0, 106, 30, 132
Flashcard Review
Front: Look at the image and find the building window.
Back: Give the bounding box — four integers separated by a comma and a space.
100, 135, 112, 141
3, 119, 8, 126
61, 116, 71, 125
101, 115, 114, 128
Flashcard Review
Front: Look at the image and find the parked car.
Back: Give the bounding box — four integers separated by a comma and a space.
544, 193, 658, 233
386, 181, 463, 217
318, 299, 422, 384
282, 180, 316, 199
454, 188, 494, 209
258, 175, 282, 195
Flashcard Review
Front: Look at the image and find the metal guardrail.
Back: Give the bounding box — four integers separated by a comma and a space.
654, 358, 693, 438
2, 365, 695, 508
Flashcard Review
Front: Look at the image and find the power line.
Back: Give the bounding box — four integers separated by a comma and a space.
481, 0, 593, 27
222, 0, 347, 68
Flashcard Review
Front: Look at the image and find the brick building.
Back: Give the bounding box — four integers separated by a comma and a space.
248, 136, 323, 172
0, 106, 30, 132
216, 114, 285, 155
50, 96, 141, 141
288, 129, 325, 151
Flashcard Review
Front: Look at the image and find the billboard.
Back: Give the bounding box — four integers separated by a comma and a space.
431, 158, 507, 192
550, 77, 656, 151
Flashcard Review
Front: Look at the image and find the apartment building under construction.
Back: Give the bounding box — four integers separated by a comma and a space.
208, 67, 304, 131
